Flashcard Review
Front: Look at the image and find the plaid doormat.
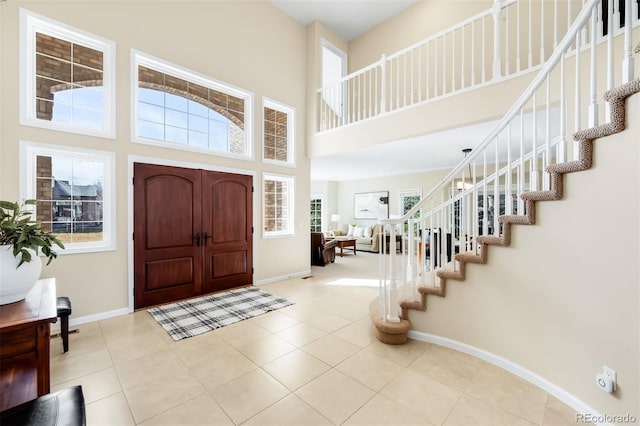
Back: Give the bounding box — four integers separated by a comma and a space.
148, 287, 294, 341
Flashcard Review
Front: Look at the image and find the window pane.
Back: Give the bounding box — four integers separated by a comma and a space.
139, 87, 164, 106
189, 130, 208, 148
138, 102, 165, 124
72, 106, 103, 129
189, 114, 208, 133
166, 109, 188, 129
166, 126, 188, 144
138, 120, 164, 140
165, 93, 188, 112
73, 86, 103, 110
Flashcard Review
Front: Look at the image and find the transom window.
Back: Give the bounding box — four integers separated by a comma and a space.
20, 141, 116, 254
20, 9, 115, 138
133, 52, 252, 158
263, 174, 295, 237
263, 99, 294, 165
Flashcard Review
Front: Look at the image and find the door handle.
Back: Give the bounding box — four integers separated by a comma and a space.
193, 233, 201, 247
203, 233, 211, 246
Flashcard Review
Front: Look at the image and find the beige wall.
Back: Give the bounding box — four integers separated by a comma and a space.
408, 96, 640, 418
331, 169, 449, 230
0, 1, 309, 318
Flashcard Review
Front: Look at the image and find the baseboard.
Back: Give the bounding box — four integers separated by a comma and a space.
254, 269, 312, 286
408, 330, 610, 426
51, 307, 130, 331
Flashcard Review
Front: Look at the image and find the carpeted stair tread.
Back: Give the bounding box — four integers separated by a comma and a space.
455, 252, 486, 264
498, 215, 535, 225
418, 285, 446, 297
476, 235, 506, 246
370, 300, 410, 345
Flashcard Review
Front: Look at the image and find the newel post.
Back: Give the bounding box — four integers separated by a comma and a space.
492, 0, 502, 80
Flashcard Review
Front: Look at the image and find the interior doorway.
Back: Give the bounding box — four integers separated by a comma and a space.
133, 162, 253, 309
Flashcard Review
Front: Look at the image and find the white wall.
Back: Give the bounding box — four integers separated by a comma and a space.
0, 1, 309, 318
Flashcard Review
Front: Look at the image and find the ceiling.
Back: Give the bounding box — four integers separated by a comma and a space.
268, 0, 507, 182
310, 121, 496, 181
269, 0, 418, 42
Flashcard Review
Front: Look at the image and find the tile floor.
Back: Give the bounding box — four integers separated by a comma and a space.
50, 252, 579, 425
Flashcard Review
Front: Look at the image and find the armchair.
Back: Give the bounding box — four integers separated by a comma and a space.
311, 232, 338, 266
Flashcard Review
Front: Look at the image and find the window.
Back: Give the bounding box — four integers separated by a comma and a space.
263, 99, 294, 165
399, 189, 422, 216
20, 141, 116, 254
310, 196, 324, 232
20, 9, 115, 138
133, 51, 253, 158
263, 174, 295, 237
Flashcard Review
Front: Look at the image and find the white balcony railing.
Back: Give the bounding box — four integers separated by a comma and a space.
317, 0, 639, 133
376, 0, 637, 323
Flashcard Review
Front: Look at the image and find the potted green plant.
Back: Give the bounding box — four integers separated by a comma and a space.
0, 199, 65, 305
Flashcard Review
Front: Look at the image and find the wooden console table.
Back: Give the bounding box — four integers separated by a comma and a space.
0, 278, 57, 411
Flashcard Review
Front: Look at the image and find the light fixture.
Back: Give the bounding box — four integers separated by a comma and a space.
456, 148, 473, 190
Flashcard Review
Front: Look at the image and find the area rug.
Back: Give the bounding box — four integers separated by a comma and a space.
148, 287, 294, 341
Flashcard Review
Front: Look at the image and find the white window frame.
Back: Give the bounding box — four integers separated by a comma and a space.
19, 9, 116, 138
20, 140, 116, 254
131, 50, 254, 160
262, 98, 295, 166
262, 173, 295, 238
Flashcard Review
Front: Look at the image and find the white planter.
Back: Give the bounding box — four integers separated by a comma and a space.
0, 245, 43, 305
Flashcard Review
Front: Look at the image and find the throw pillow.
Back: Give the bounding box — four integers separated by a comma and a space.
353, 226, 364, 237
363, 226, 373, 238
347, 224, 356, 236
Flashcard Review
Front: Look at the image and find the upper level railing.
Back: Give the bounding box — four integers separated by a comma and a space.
376, 0, 638, 323
317, 0, 639, 133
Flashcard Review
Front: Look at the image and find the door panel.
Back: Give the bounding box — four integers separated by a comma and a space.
134, 163, 202, 309
202, 172, 253, 293
145, 257, 194, 290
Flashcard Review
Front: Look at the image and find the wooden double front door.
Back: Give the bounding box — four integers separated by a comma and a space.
134, 163, 253, 309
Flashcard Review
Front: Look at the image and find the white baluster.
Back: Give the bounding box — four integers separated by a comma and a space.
482, 17, 487, 82
574, 30, 581, 159
471, 20, 476, 85
493, 137, 499, 235
531, 92, 539, 191
559, 52, 567, 163
517, 0, 521, 72
505, 3, 510, 76
606, 0, 614, 122
545, 76, 551, 190
588, 4, 598, 127
506, 122, 513, 215
461, 25, 466, 89
418, 45, 423, 102
519, 108, 525, 212
493, 0, 501, 80
452, 29, 456, 91
396, 56, 400, 108
411, 49, 415, 105
540, 0, 546, 63
483, 151, 488, 235
380, 55, 386, 113
528, 0, 533, 67
443, 34, 447, 94
554, 0, 559, 48
623, 0, 634, 82
403, 53, 407, 107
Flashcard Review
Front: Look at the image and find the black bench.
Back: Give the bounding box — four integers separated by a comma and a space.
0, 386, 86, 426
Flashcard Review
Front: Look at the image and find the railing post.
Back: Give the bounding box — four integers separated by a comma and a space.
380, 55, 387, 113
622, 0, 634, 83
387, 223, 399, 322
492, 0, 502, 80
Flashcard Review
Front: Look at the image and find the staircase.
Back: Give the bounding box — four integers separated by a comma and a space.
369, 0, 640, 344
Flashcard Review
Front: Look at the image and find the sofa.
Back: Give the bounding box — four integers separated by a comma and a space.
331, 223, 384, 253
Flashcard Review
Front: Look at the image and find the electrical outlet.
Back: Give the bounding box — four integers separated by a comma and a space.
603, 366, 617, 391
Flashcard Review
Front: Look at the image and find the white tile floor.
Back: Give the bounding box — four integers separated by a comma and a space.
50, 252, 579, 425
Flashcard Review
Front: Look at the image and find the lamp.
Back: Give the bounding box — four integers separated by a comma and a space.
456, 148, 473, 190
330, 214, 340, 231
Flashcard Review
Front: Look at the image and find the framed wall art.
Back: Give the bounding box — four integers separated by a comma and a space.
354, 191, 389, 219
